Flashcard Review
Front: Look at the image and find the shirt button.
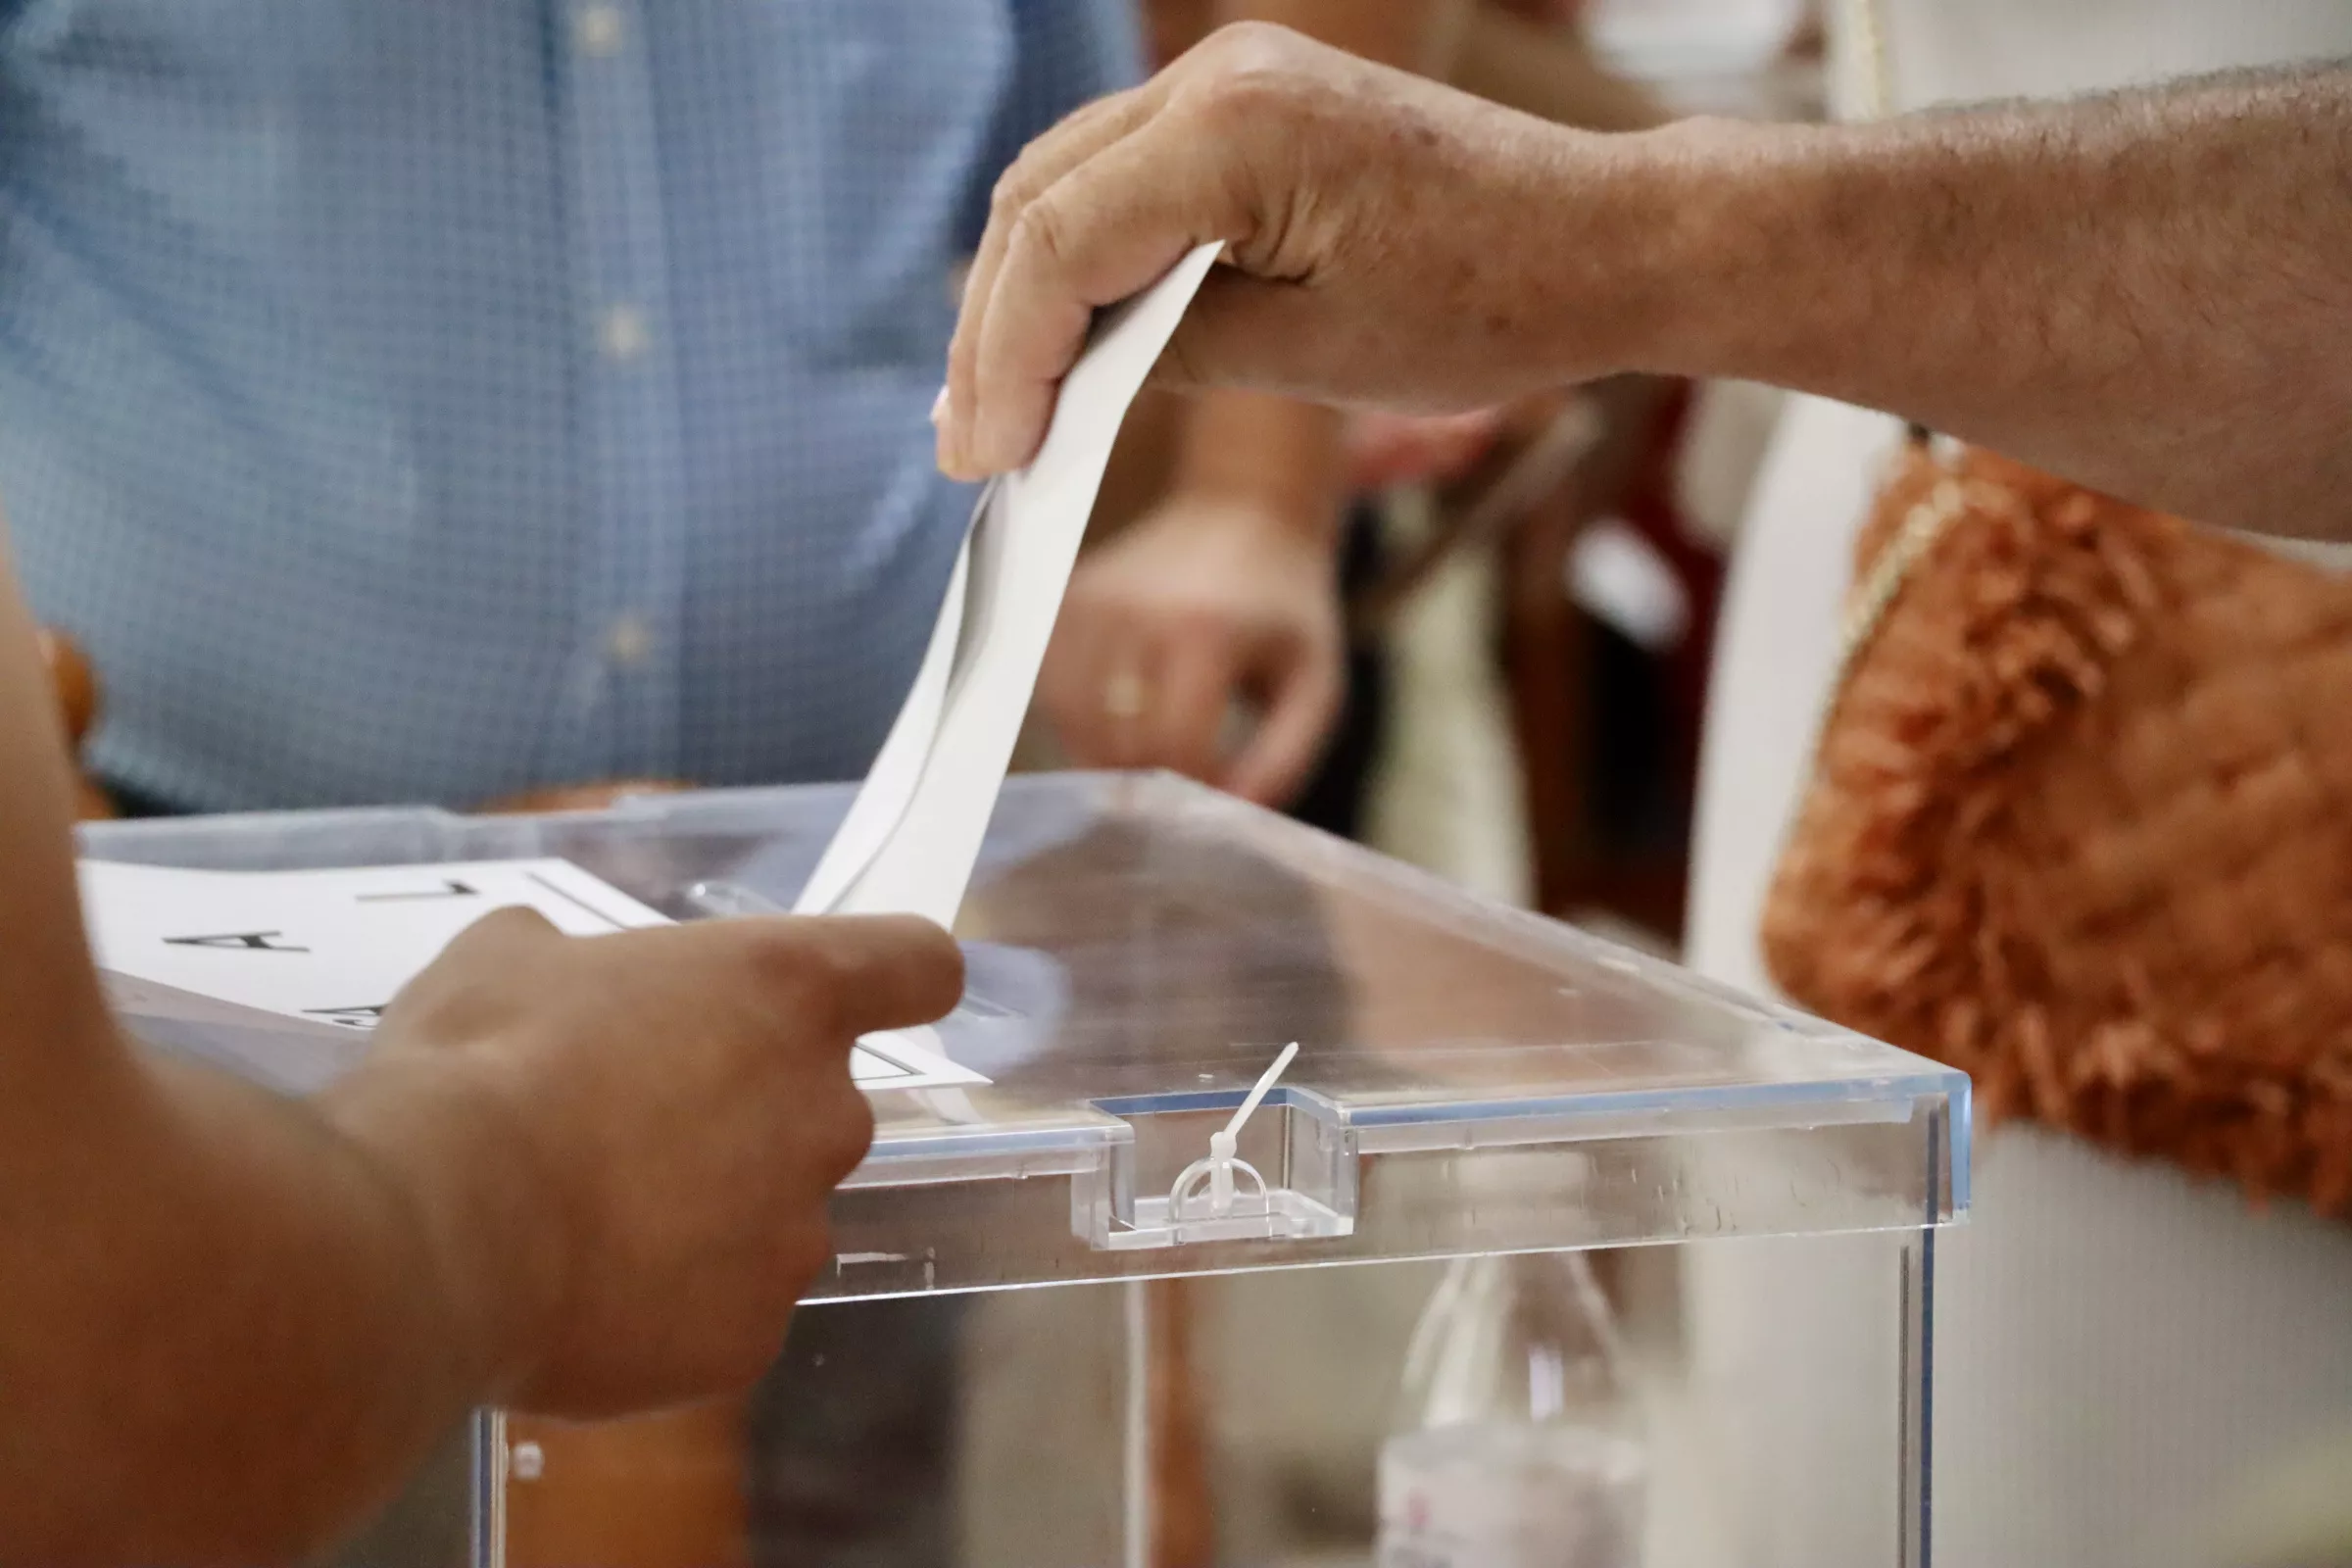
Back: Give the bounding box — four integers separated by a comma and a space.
574, 4, 624, 58
599, 305, 650, 364
606, 614, 654, 668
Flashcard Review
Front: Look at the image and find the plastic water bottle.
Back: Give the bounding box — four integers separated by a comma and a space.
1376, 1252, 1646, 1568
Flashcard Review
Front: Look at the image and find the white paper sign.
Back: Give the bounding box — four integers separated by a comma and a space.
797, 243, 1224, 927
81, 858, 988, 1091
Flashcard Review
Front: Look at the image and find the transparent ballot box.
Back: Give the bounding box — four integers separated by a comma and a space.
83, 771, 1969, 1568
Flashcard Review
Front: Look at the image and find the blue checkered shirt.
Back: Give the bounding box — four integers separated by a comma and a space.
0, 0, 1137, 810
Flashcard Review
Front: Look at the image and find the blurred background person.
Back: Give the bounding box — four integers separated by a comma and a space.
1042, 0, 1461, 831
0, 2, 1339, 825
1684, 4, 2352, 1566
1077, 0, 1691, 919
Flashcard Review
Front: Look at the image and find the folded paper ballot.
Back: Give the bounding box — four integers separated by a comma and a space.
795, 243, 1224, 927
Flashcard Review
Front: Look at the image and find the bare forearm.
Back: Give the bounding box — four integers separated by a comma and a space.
0, 1047, 544, 1563
1617, 66, 2352, 536
941, 28, 2352, 513
0, 539, 538, 1561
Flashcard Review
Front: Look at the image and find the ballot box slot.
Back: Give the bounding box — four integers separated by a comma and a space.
1083, 1062, 1361, 1251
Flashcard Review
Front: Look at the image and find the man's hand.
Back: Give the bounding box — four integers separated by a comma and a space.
944, 24, 2352, 539
323, 908, 962, 1419
940, 23, 1624, 479
1042, 495, 1343, 806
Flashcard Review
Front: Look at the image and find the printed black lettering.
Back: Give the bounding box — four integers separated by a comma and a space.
162, 931, 309, 953
302, 1004, 387, 1028
355, 880, 478, 903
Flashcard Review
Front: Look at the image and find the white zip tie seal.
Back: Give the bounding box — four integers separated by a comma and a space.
1167, 1042, 1299, 1220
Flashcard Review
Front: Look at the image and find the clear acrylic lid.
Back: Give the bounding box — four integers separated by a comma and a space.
82, 771, 1968, 1298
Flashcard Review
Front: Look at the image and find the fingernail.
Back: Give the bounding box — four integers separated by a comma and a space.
936, 423, 977, 483
929, 385, 949, 426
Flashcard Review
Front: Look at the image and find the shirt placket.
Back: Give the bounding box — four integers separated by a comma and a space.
558, 0, 687, 785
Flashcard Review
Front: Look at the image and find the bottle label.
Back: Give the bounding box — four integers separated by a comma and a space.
1376, 1427, 1645, 1568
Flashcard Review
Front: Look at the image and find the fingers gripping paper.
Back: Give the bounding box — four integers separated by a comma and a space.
796, 243, 1224, 928
77, 858, 990, 1092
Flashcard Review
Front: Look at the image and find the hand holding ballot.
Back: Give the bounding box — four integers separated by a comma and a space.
941, 24, 2352, 543
941, 24, 1580, 482
0, 512, 963, 1561
322, 906, 961, 1417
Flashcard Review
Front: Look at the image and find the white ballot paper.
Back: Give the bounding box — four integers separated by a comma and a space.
796, 242, 1224, 927
79, 858, 988, 1091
